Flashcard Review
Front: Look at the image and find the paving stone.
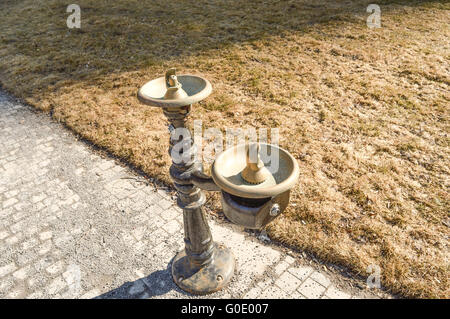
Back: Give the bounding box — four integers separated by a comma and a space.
298, 278, 327, 299
7, 285, 26, 298
284, 255, 295, 265
132, 226, 147, 241
287, 266, 314, 281
160, 206, 179, 221
13, 265, 34, 280
0, 264, 17, 278
258, 285, 289, 299
39, 231, 53, 241
257, 278, 274, 290
128, 280, 146, 295
0, 230, 10, 240
98, 161, 115, 171
46, 276, 66, 295
31, 194, 46, 204
157, 198, 173, 210
243, 286, 262, 299
0, 276, 14, 295
5, 190, 19, 198
34, 257, 57, 273
290, 291, 307, 299
26, 291, 44, 299
37, 240, 52, 255
325, 285, 351, 299
21, 238, 39, 250
274, 261, 290, 276
46, 261, 65, 275
5, 235, 20, 246
310, 271, 331, 288
162, 220, 181, 235
17, 250, 39, 266
12, 211, 27, 222
80, 289, 101, 299
275, 271, 302, 294
3, 197, 18, 208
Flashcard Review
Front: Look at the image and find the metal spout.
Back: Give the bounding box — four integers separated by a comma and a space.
241, 143, 271, 184
164, 68, 188, 100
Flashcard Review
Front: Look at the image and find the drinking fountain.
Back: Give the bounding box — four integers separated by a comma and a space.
212, 142, 299, 230
137, 69, 299, 295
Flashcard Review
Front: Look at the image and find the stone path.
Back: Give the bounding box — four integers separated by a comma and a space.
0, 91, 386, 299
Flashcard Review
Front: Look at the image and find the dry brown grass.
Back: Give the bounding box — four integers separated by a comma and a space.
0, 0, 449, 298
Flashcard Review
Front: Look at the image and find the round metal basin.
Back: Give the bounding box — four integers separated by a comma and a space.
138, 74, 212, 108
211, 143, 299, 199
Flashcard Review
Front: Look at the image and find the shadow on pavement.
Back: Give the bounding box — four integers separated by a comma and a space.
95, 260, 190, 299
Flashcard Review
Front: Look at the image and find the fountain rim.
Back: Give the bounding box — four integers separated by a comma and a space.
137, 74, 212, 108
211, 143, 299, 199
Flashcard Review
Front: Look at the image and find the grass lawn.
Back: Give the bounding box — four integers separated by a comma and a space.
0, 0, 448, 298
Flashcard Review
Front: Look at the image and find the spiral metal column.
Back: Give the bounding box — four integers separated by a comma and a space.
163, 105, 234, 294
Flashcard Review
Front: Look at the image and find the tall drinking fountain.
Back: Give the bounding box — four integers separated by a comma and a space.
137, 69, 299, 294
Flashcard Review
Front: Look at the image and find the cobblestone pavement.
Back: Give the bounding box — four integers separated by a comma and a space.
0, 91, 387, 299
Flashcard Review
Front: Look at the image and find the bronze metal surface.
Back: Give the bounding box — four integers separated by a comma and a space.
172, 243, 235, 295
137, 68, 298, 294
221, 190, 291, 229
137, 69, 212, 108
211, 143, 299, 199
138, 69, 234, 295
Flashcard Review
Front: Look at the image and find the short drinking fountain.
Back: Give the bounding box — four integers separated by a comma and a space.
137, 68, 299, 294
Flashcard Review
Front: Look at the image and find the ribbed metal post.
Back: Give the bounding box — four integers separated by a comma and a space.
163, 106, 234, 294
